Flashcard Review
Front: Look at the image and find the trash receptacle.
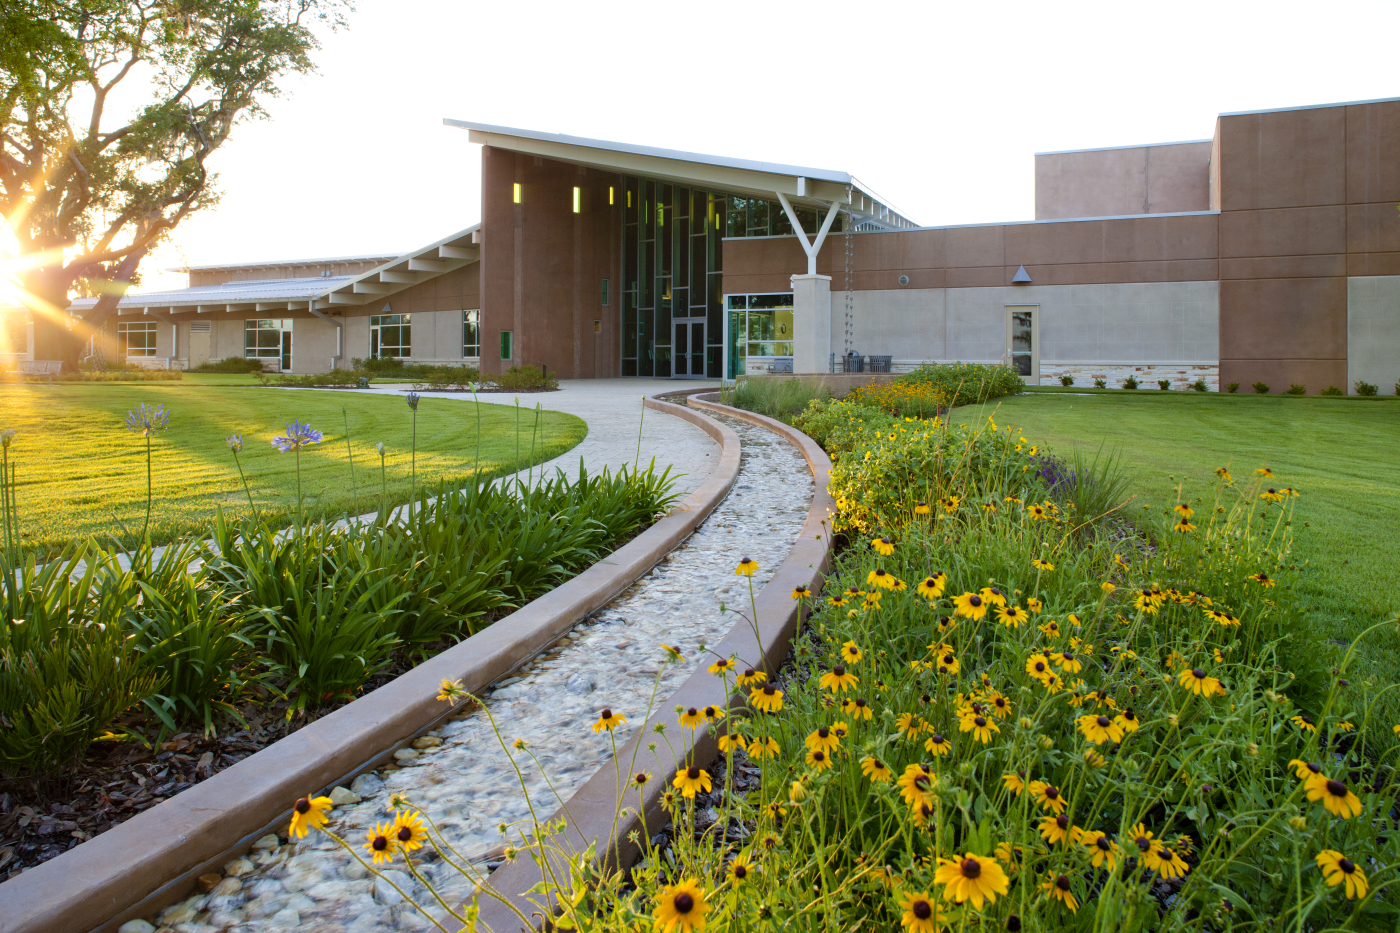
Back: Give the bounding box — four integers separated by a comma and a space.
843, 352, 865, 373
869, 355, 893, 374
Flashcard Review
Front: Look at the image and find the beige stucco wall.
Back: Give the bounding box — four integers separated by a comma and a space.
1347, 276, 1400, 394
1036, 141, 1213, 220
840, 281, 1220, 372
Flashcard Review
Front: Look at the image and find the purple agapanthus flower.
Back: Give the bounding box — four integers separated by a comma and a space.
125, 403, 170, 437
405, 392, 420, 411
270, 420, 323, 452
226, 434, 244, 453
0, 429, 15, 449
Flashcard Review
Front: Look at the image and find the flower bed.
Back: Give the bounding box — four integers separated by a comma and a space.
281, 397, 1400, 932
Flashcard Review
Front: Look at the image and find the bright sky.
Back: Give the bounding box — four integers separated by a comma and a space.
141, 0, 1400, 291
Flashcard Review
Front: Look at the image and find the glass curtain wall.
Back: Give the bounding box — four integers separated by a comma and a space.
620, 179, 724, 377
726, 294, 795, 379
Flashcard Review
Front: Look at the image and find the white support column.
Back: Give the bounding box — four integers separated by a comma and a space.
305, 298, 343, 369
776, 192, 843, 276
790, 273, 831, 375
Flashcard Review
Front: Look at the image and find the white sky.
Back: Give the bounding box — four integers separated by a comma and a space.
140, 0, 1400, 291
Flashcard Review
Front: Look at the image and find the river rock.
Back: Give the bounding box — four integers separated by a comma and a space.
209, 877, 242, 897
221, 857, 253, 877
195, 872, 222, 894
250, 834, 279, 851
329, 785, 362, 805
411, 736, 443, 749
117, 921, 157, 933
350, 773, 384, 797
393, 748, 419, 761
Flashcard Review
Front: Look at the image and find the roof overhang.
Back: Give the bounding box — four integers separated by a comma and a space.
446, 120, 915, 230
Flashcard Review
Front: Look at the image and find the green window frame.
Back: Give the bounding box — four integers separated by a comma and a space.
500, 329, 513, 361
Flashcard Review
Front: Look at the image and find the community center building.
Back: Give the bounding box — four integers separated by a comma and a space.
20, 95, 1400, 393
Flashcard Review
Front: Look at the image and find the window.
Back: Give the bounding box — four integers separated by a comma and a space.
245, 319, 292, 371
462, 309, 480, 358
369, 313, 411, 360
601, 278, 609, 307
725, 293, 794, 379
118, 320, 159, 358
500, 330, 513, 361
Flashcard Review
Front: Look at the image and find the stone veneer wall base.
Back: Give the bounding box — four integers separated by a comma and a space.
0, 397, 741, 933
472, 393, 836, 933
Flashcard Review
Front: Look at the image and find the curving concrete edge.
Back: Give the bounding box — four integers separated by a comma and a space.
473, 394, 836, 933
0, 397, 739, 933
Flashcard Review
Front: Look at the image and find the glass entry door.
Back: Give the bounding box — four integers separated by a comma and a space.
1005, 306, 1038, 379
672, 319, 706, 378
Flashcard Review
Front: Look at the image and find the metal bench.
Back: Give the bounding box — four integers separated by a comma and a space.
17, 360, 62, 385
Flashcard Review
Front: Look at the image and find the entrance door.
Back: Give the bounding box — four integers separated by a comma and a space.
281, 329, 293, 373
672, 319, 705, 378
1005, 306, 1038, 379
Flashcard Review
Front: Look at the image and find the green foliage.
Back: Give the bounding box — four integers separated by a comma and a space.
845, 381, 947, 419
493, 364, 560, 392
410, 366, 485, 391
895, 362, 1025, 407
1227, 382, 1240, 393
1156, 379, 1170, 390
1253, 381, 1271, 394
1059, 374, 1074, 386
1286, 383, 1307, 395
1190, 379, 1208, 392
722, 377, 832, 422
268, 370, 365, 388
192, 358, 265, 374
1122, 376, 1139, 389
1321, 385, 1344, 396
1093, 378, 1107, 388
1355, 380, 1378, 397
791, 397, 895, 450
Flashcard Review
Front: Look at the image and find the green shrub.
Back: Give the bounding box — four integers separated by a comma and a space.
1191, 378, 1208, 392
1253, 381, 1271, 394
845, 381, 947, 419
791, 397, 897, 451
411, 365, 485, 392
268, 370, 363, 388
723, 377, 832, 421
1059, 374, 1074, 386
192, 357, 265, 374
1121, 375, 1139, 389
1093, 378, 1106, 388
1157, 379, 1171, 390
1227, 381, 1240, 392
53, 369, 183, 382
1286, 383, 1307, 395
1355, 380, 1378, 396
1321, 385, 1344, 396
493, 364, 559, 392
895, 362, 1024, 407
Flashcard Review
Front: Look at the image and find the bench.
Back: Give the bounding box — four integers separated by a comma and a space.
17, 360, 62, 384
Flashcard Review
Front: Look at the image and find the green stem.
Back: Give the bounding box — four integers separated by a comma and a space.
342, 406, 359, 515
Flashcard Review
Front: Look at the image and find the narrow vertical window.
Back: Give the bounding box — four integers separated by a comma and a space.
500, 330, 513, 361
601, 278, 609, 307
512, 183, 521, 204
572, 187, 581, 213
462, 310, 480, 358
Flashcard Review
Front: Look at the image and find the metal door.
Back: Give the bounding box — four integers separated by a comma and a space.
1005, 306, 1037, 380
672, 320, 705, 378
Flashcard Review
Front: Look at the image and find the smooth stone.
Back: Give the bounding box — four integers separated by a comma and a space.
350, 773, 384, 797
284, 893, 318, 913
117, 922, 157, 933
342, 861, 370, 880
205, 909, 246, 928
210, 877, 242, 897
266, 908, 300, 929
393, 748, 420, 761
373, 870, 413, 905
221, 857, 253, 877
329, 785, 362, 805
412, 735, 443, 749
251, 834, 279, 851
156, 904, 197, 926
195, 872, 222, 894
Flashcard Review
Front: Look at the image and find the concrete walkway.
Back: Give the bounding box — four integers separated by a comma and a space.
358, 378, 722, 495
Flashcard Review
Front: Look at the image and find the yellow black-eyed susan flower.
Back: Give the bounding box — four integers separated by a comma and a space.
1026, 596, 1043, 613
791, 584, 811, 600
288, 794, 334, 838
1025, 653, 1053, 682
727, 851, 755, 885
982, 499, 998, 512
1001, 771, 1027, 796
592, 708, 627, 733
1030, 781, 1066, 814
365, 822, 395, 864
1308, 777, 1363, 818
925, 732, 953, 756
1316, 850, 1368, 899
960, 713, 999, 743
393, 810, 427, 853
1174, 518, 1196, 533
436, 678, 468, 706
750, 684, 784, 713
841, 640, 863, 664
988, 693, 1012, 719
1214, 466, 1233, 482
1081, 831, 1119, 870
1031, 558, 1054, 571
736, 667, 766, 687
1041, 873, 1078, 913
747, 735, 781, 759
1260, 488, 1283, 503
1056, 650, 1083, 673
659, 789, 679, 812
1115, 709, 1141, 733
935, 650, 960, 676
1178, 667, 1226, 697
980, 586, 1008, 607
1248, 572, 1275, 587
1038, 814, 1080, 847
805, 725, 841, 754
828, 594, 849, 607
843, 696, 873, 720
996, 604, 1027, 628
716, 733, 746, 754
861, 756, 894, 783
631, 771, 652, 788
871, 535, 896, 556
662, 644, 684, 662
896, 712, 925, 739
820, 665, 859, 693
1077, 713, 1124, 745
916, 572, 948, 598
701, 705, 725, 723
1257, 467, 1274, 478
1291, 714, 1317, 733
898, 763, 935, 806
940, 495, 961, 513
867, 568, 897, 590
898, 890, 944, 932
953, 591, 988, 620
933, 853, 1010, 910
735, 558, 758, 576
653, 878, 709, 933
678, 707, 706, 729
913, 500, 931, 516
805, 747, 833, 771
707, 656, 736, 675
672, 765, 712, 798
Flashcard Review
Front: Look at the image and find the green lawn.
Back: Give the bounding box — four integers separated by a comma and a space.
949, 391, 1400, 701
0, 384, 586, 553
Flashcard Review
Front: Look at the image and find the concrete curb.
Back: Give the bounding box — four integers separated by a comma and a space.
474, 396, 836, 933
0, 398, 739, 933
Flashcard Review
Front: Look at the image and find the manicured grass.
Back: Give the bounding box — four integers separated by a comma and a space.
949, 391, 1400, 704
0, 384, 586, 553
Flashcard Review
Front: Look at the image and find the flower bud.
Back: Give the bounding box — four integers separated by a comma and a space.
1247, 743, 1259, 756
1289, 816, 1306, 830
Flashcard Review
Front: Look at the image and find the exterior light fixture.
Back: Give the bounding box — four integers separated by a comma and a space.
609, 186, 615, 205
512, 183, 521, 204
572, 187, 581, 213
